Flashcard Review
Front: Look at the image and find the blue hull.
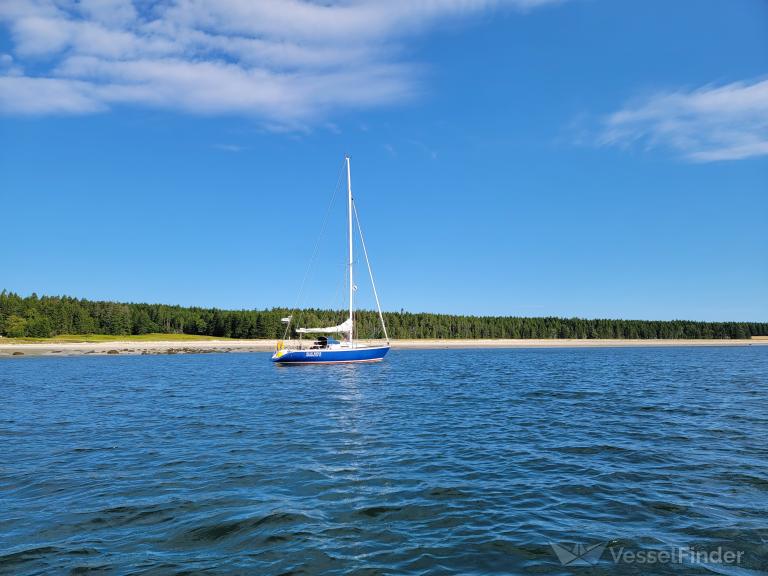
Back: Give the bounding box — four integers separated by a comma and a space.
272, 345, 390, 364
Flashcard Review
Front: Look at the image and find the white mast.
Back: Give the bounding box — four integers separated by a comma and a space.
346, 155, 354, 344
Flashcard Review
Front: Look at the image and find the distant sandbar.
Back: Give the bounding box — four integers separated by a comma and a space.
1, 338, 766, 358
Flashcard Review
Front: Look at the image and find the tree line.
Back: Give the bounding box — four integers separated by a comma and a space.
1, 291, 766, 340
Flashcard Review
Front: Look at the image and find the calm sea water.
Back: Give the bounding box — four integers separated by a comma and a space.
1, 347, 767, 575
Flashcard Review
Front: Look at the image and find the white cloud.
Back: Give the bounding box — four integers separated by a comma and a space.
0, 0, 557, 126
600, 79, 768, 162
12, 16, 72, 56
0, 76, 104, 114
78, 0, 138, 26
0, 53, 22, 76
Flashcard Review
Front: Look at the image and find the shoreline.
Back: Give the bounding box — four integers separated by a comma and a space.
1, 338, 766, 358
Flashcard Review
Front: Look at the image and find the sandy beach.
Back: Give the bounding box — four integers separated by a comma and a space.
1, 338, 766, 357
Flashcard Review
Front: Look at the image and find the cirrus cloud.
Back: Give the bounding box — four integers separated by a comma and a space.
600, 78, 768, 162
0, 0, 558, 127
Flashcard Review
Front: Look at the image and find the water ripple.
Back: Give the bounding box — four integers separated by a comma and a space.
1, 347, 767, 574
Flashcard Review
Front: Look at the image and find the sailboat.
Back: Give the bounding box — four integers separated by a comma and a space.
271, 156, 390, 364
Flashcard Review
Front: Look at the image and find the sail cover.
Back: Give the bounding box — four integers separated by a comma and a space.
296, 318, 353, 334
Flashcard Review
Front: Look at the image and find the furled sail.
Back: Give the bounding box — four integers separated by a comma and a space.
296, 318, 353, 334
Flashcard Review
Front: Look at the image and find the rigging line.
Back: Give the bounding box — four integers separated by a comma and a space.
352, 199, 389, 343
283, 158, 346, 340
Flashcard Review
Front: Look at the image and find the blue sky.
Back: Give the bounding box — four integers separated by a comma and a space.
1, 0, 766, 321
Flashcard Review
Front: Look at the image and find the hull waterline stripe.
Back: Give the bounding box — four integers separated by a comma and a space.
274, 358, 384, 365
